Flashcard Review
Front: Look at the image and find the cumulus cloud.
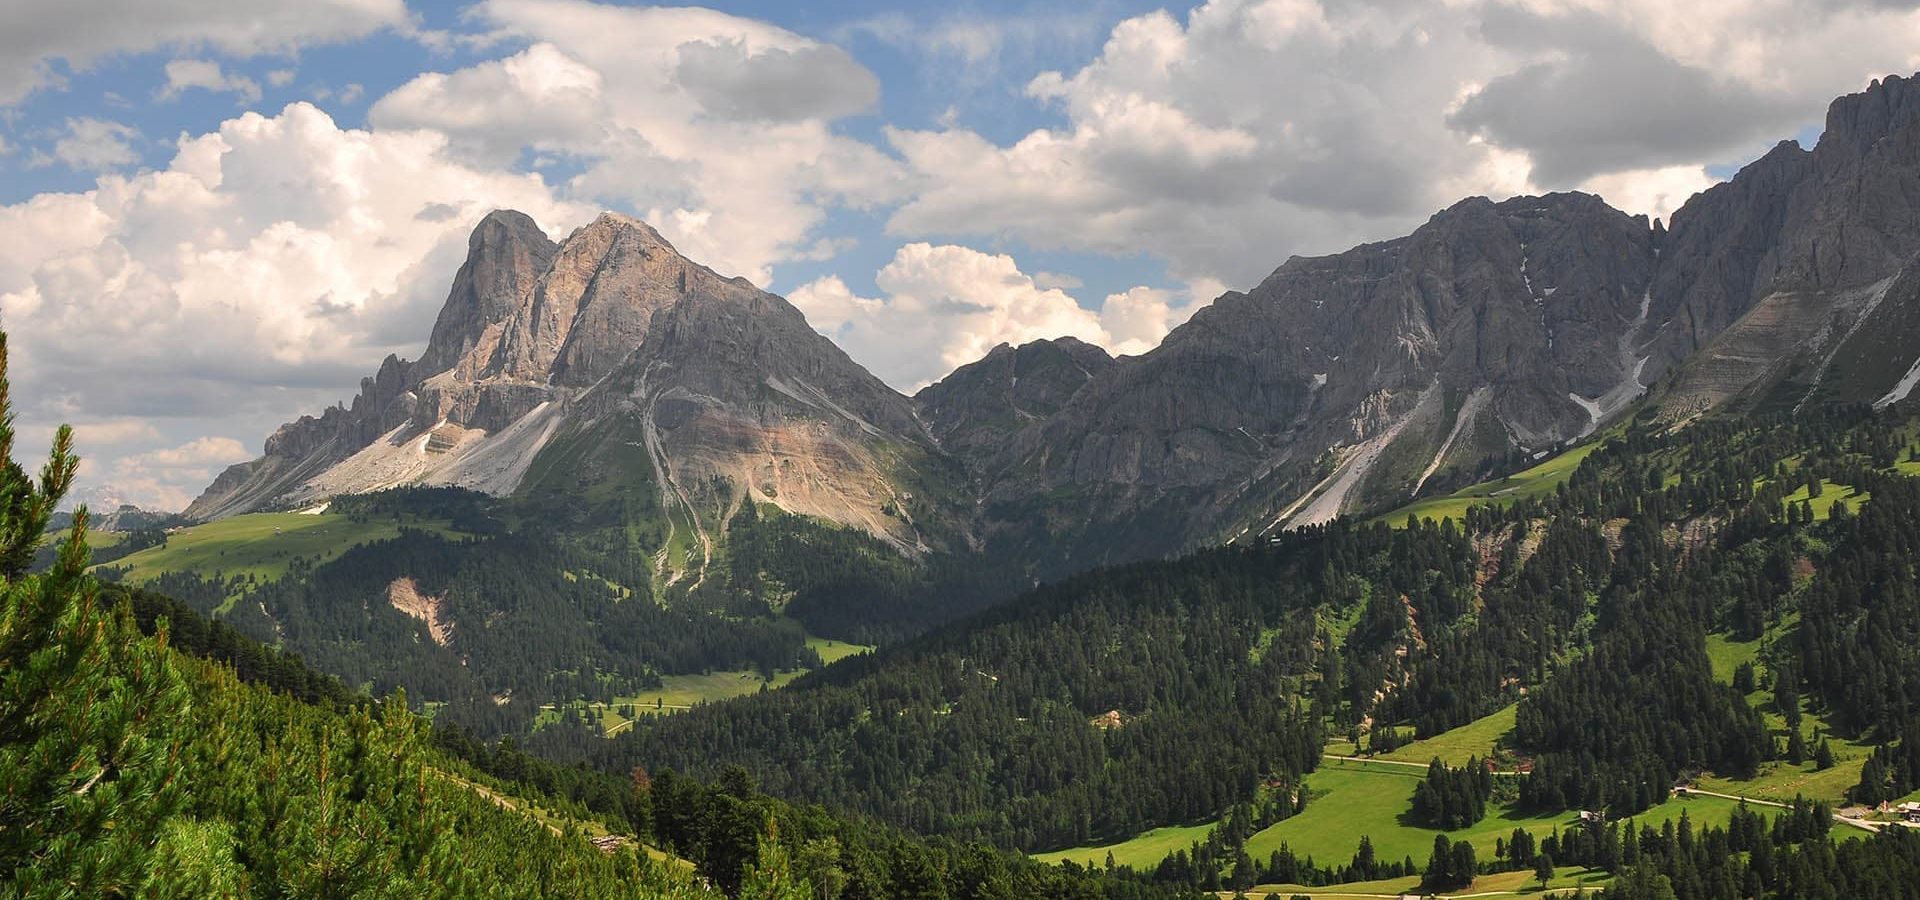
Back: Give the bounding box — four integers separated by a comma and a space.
0, 0, 411, 105
886, 0, 1920, 288
33, 117, 141, 172
160, 58, 262, 104
89, 436, 254, 511
788, 243, 1204, 390
0, 102, 591, 508
370, 0, 904, 285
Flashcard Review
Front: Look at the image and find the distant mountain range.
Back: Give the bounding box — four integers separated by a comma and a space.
193, 74, 1920, 579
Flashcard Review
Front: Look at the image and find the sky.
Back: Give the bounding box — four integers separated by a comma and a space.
1, 0, 1916, 511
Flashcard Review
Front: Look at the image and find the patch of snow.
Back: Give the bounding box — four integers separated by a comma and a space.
1876, 355, 1920, 409
1312, 373, 1328, 387
1543, 286, 1558, 298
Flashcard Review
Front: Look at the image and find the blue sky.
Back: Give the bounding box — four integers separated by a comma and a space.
2, 0, 1915, 509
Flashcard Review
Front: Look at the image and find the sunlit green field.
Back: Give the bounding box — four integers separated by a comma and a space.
1248, 761, 1772, 870
1032, 822, 1217, 869
1041, 758, 1779, 874
1376, 705, 1518, 766
1383, 442, 1603, 527
1776, 479, 1869, 520
100, 510, 459, 586
1247, 864, 1612, 898
539, 635, 875, 736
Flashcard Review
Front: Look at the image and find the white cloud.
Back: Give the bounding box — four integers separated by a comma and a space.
160, 58, 262, 103
789, 243, 1207, 390
370, 0, 904, 286
0, 102, 591, 509
0, 0, 411, 105
1577, 164, 1718, 225
886, 0, 1920, 288
88, 436, 254, 511
72, 419, 164, 446
33, 117, 141, 172
267, 69, 297, 88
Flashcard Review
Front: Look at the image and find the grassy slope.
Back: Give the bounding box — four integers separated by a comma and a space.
542, 635, 876, 736
1697, 631, 1874, 805
1381, 442, 1603, 527
1378, 705, 1519, 767
1251, 864, 1612, 897
101, 511, 459, 585
1778, 479, 1870, 521
1246, 763, 1770, 871
1038, 759, 1774, 871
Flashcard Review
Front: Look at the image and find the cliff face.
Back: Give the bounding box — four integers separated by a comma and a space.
1653, 73, 1920, 418
913, 337, 1114, 464
915, 75, 1920, 568
934, 192, 1660, 568
188, 211, 938, 558
195, 75, 1920, 579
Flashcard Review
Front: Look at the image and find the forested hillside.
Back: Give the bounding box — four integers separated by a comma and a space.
503, 397, 1920, 897
0, 333, 1186, 900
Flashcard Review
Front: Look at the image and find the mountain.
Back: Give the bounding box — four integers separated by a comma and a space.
192, 74, 1920, 586
189, 211, 951, 571
1650, 73, 1920, 417
926, 74, 1920, 569
949, 191, 1660, 570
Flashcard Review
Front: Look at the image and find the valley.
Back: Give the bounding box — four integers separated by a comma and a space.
18, 46, 1920, 900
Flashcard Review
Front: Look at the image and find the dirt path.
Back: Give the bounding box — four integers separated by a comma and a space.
1676, 787, 1880, 833
1322, 753, 1526, 776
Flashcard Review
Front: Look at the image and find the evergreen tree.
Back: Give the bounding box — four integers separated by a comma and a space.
0, 333, 192, 897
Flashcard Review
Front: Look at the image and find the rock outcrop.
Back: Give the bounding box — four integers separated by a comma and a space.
194, 75, 1920, 581
189, 211, 940, 561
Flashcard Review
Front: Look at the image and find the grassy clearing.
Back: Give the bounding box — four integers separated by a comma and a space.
1040, 763, 1775, 878
101, 511, 459, 586
807, 635, 871, 666
1376, 705, 1519, 767
1382, 442, 1603, 528
1032, 822, 1218, 869
541, 635, 876, 736
1777, 480, 1869, 520
1247, 864, 1611, 898
1703, 633, 1762, 685
1246, 761, 1773, 871
1695, 632, 1871, 804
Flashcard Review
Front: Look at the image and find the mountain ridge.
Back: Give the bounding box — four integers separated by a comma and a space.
192, 73, 1920, 584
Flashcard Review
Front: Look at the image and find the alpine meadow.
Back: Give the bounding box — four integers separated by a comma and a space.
11, 2, 1920, 899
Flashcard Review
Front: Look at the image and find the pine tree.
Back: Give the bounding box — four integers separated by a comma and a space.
1815, 739, 1837, 771
737, 817, 814, 900
0, 331, 192, 897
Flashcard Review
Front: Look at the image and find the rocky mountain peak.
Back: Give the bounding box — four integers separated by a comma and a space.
1820, 73, 1920, 160
417, 209, 558, 379
189, 208, 942, 564
915, 337, 1114, 461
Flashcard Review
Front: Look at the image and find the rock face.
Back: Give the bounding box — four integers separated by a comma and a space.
931, 192, 1660, 568
917, 74, 1920, 568
1651, 73, 1920, 417
913, 337, 1113, 463
190, 211, 937, 557
194, 75, 1920, 579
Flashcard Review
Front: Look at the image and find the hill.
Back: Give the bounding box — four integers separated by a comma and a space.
528, 396, 1920, 897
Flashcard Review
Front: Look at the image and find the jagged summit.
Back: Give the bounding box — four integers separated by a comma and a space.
189, 210, 938, 562
194, 75, 1920, 581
